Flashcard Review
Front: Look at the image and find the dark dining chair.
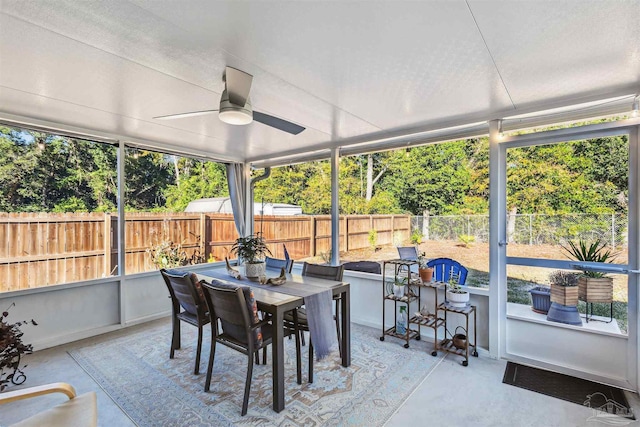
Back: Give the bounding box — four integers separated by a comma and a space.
426, 258, 468, 285
200, 280, 288, 416
160, 269, 211, 375
284, 262, 344, 383
265, 256, 294, 273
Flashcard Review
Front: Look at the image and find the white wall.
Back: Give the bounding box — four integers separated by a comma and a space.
506, 316, 631, 390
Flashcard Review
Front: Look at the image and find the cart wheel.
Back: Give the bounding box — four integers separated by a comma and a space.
472, 351, 479, 357
380, 336, 385, 341
462, 360, 468, 367
415, 335, 421, 341
431, 351, 438, 357
404, 343, 410, 349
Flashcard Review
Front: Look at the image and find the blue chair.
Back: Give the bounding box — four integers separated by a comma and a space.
265, 256, 294, 273
397, 246, 419, 274
426, 258, 468, 285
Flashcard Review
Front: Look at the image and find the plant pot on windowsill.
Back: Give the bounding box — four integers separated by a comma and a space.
546, 271, 581, 326
578, 276, 613, 303
529, 286, 551, 314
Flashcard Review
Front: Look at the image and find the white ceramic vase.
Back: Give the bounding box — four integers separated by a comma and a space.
393, 285, 405, 298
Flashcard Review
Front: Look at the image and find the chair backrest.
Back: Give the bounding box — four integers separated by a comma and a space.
397, 246, 418, 261
160, 269, 206, 317
426, 258, 468, 285
342, 261, 381, 274
200, 280, 262, 347
265, 256, 294, 273
302, 262, 344, 281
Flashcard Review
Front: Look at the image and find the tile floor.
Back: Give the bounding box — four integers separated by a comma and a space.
1, 318, 638, 427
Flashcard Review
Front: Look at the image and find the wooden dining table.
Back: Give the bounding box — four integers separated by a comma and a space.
198, 268, 351, 413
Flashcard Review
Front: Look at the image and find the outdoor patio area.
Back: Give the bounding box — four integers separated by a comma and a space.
3, 316, 637, 427
2, 1, 640, 426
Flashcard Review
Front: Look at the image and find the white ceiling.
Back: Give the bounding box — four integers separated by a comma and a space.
0, 0, 639, 164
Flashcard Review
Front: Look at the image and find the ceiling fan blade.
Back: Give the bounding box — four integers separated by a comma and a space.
225, 66, 253, 106
253, 111, 305, 135
154, 109, 219, 120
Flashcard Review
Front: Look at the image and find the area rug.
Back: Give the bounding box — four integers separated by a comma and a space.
69, 319, 443, 426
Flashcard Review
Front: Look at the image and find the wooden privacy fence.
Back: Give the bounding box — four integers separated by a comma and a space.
0, 212, 410, 292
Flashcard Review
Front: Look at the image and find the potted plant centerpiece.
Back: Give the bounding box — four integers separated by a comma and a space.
446, 276, 469, 307
230, 233, 271, 279
417, 252, 433, 283
546, 270, 581, 325
564, 239, 615, 306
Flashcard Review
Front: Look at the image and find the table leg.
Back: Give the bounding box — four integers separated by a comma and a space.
272, 309, 285, 412
341, 287, 351, 367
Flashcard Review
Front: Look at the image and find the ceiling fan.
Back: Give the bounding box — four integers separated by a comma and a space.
154, 66, 305, 135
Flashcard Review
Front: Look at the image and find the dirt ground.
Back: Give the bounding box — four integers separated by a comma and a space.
303, 240, 629, 303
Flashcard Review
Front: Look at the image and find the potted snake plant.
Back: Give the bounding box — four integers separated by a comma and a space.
563, 239, 615, 305
230, 233, 271, 278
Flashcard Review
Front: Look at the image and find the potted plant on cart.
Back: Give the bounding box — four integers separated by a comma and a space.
417, 252, 433, 283
546, 270, 581, 325
563, 239, 615, 311
446, 276, 469, 308
392, 276, 407, 299
230, 233, 271, 279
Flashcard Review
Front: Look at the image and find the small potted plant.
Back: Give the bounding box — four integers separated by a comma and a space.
1, 303, 37, 391
563, 239, 615, 305
230, 233, 271, 278
547, 270, 582, 325
529, 285, 551, 314
549, 270, 579, 306
417, 252, 433, 283
446, 276, 469, 307
393, 277, 407, 299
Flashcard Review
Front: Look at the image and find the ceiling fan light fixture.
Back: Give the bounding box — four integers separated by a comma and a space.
218, 88, 253, 125
219, 108, 253, 125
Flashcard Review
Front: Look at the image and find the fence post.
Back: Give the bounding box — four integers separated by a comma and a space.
611, 213, 615, 248
104, 214, 117, 277
345, 215, 349, 252
391, 214, 395, 244
309, 216, 316, 257
422, 210, 429, 240
529, 214, 533, 246
466, 215, 470, 236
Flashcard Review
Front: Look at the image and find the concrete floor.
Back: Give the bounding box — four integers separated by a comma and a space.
1, 319, 639, 427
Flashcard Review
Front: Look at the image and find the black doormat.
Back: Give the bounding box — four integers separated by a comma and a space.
503, 362, 635, 420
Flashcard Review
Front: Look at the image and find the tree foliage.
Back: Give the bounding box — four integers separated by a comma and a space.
0, 127, 630, 216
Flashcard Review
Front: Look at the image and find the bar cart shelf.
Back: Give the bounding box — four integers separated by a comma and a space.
380, 259, 444, 354
437, 301, 478, 366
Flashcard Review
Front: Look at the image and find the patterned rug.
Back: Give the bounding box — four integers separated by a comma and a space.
69, 319, 443, 426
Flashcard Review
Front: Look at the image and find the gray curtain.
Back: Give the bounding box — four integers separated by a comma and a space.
226, 163, 246, 237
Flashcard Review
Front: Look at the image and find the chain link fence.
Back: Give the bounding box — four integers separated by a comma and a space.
412, 213, 628, 248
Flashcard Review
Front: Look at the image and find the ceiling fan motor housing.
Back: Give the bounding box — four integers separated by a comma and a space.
219, 89, 253, 125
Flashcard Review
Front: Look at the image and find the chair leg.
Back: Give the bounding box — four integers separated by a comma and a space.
335, 299, 342, 357
255, 351, 260, 365
301, 330, 306, 346
308, 340, 314, 384
204, 338, 216, 392
262, 347, 267, 365
194, 325, 203, 375
170, 315, 180, 358
242, 353, 254, 416
293, 311, 302, 385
